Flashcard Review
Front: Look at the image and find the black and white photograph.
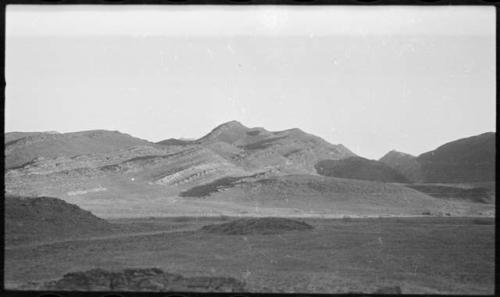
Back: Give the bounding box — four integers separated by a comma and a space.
4, 5, 496, 294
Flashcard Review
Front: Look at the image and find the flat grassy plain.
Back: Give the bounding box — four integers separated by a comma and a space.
5, 217, 495, 294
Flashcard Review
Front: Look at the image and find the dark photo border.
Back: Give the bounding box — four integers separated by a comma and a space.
0, 1, 498, 297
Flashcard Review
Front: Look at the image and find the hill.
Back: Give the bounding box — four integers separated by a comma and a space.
417, 132, 495, 183
5, 195, 114, 245
200, 217, 314, 235
379, 150, 422, 182
157, 138, 194, 146
405, 184, 494, 204
379, 132, 495, 183
315, 156, 409, 183
179, 174, 488, 217
5, 131, 59, 144
197, 120, 253, 144
160, 121, 356, 174
5, 130, 152, 169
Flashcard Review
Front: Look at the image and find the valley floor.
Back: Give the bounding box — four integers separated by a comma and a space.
5, 217, 495, 294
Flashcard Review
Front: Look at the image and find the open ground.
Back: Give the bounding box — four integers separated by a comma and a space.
5, 216, 495, 294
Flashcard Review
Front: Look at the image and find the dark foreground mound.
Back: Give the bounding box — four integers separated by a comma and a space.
200, 217, 314, 235
38, 268, 245, 292
179, 176, 246, 197
5, 195, 113, 245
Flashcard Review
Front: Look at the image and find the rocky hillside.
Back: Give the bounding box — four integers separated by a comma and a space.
5, 195, 114, 245
5, 124, 494, 218
179, 174, 487, 217
35, 268, 245, 292
315, 156, 409, 183
161, 121, 356, 174
6, 122, 355, 199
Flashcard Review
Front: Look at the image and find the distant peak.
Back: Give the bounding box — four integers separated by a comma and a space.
197, 120, 250, 143
67, 130, 120, 136
209, 121, 249, 133
274, 127, 306, 135
380, 150, 415, 160
388, 150, 404, 155
286, 128, 304, 133
215, 120, 247, 129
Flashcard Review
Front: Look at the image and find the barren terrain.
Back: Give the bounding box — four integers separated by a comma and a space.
4, 126, 495, 293
5, 216, 494, 294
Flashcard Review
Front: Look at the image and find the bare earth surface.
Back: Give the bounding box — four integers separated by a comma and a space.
5, 216, 494, 294
4, 128, 495, 294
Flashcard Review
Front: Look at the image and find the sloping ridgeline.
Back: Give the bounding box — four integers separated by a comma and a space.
315, 156, 409, 183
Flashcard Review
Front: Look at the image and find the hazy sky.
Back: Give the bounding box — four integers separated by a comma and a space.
5, 6, 496, 159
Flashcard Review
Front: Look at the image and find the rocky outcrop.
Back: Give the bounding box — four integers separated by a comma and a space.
200, 218, 314, 235
41, 268, 245, 292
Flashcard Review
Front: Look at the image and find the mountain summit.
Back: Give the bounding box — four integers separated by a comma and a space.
379, 150, 422, 182
197, 121, 254, 144
159, 121, 356, 173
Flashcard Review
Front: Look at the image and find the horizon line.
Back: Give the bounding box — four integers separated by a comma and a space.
4, 121, 496, 160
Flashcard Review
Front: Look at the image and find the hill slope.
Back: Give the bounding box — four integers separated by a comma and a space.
159, 121, 356, 174
5, 195, 113, 245
5, 130, 152, 169
178, 174, 486, 217
379, 150, 422, 182
5, 131, 59, 144
379, 132, 495, 183
405, 184, 494, 204
315, 156, 409, 183
417, 132, 495, 183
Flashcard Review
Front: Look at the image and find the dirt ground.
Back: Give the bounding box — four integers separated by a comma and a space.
4, 217, 495, 294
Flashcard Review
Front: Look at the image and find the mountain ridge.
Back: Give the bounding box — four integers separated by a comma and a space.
4, 123, 494, 218
380, 132, 495, 183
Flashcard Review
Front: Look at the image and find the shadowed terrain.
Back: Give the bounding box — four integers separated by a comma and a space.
406, 184, 494, 204
315, 156, 409, 183
5, 195, 114, 246
380, 132, 495, 183
200, 217, 313, 235
379, 150, 422, 182
5, 216, 495, 294
32, 268, 245, 292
